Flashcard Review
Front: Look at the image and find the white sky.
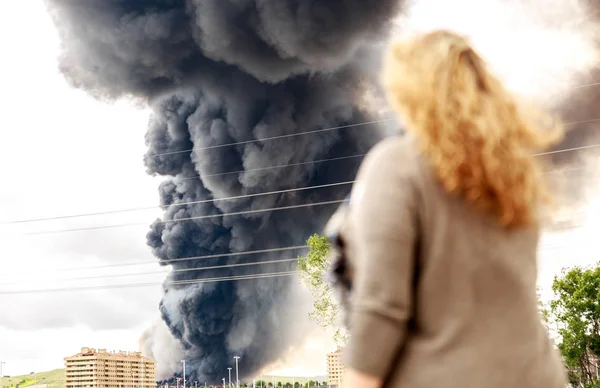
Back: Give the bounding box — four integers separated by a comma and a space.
0, 1, 165, 377
1, 0, 600, 380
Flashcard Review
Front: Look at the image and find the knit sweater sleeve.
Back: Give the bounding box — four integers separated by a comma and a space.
344, 138, 419, 378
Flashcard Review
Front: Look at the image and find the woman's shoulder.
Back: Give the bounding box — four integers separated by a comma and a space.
357, 135, 421, 181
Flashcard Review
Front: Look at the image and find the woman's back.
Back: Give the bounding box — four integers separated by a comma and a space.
343, 135, 566, 387
338, 30, 567, 388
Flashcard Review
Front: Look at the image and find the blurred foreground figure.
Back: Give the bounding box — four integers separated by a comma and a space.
330, 30, 567, 388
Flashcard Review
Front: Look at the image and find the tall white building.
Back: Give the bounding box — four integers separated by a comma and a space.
65, 347, 156, 388
326, 347, 345, 387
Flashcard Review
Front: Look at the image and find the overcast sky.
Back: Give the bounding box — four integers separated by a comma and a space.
0, 1, 165, 377
1, 0, 600, 379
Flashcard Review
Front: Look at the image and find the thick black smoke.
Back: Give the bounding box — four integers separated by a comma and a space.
44, 0, 402, 383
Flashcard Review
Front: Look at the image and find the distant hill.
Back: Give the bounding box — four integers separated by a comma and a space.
1, 369, 65, 388
1, 369, 328, 388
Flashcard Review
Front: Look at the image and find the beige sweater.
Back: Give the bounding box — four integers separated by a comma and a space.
341, 136, 566, 387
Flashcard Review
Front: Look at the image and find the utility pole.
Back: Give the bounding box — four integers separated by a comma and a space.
233, 356, 240, 388
227, 368, 232, 388
181, 361, 186, 388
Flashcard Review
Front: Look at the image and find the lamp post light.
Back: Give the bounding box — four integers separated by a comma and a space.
227, 368, 232, 388
181, 361, 187, 388
233, 357, 240, 388
222, 378, 226, 388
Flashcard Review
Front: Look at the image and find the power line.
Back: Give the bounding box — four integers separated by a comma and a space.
1, 232, 571, 280
2, 116, 599, 232
5, 154, 592, 232
6, 156, 599, 236
2, 181, 355, 225
572, 81, 600, 90
0, 270, 300, 295
535, 142, 600, 157
148, 100, 600, 159
1, 239, 565, 283
3, 245, 309, 277
0, 257, 299, 286
22, 199, 345, 235
151, 118, 393, 158
0, 227, 590, 295
153, 115, 599, 163
179, 154, 365, 182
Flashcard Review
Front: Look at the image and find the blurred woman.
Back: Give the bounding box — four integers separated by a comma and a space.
331, 30, 567, 388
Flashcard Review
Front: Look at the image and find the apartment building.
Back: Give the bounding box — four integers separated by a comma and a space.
326, 347, 345, 388
65, 347, 156, 388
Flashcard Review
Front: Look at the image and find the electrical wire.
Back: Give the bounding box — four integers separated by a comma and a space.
150, 118, 393, 157
2, 160, 590, 233
0, 245, 309, 280
0, 115, 598, 235
148, 98, 600, 158
0, 257, 299, 286
22, 199, 345, 235
2, 115, 600, 227
178, 153, 365, 182
0, 233, 573, 281
0, 224, 591, 295
535, 142, 600, 157
2, 181, 355, 224
2, 138, 598, 229
0, 270, 300, 295
572, 81, 600, 90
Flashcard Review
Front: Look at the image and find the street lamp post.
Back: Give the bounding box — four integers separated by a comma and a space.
222, 378, 226, 388
181, 361, 186, 388
0, 361, 5, 386
233, 357, 240, 388
227, 368, 232, 388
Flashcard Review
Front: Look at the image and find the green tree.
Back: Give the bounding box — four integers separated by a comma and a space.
548, 265, 600, 387
297, 234, 348, 344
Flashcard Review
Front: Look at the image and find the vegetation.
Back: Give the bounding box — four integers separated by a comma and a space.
0, 369, 64, 388
545, 264, 600, 388
297, 234, 348, 345
251, 379, 324, 387
0, 371, 327, 388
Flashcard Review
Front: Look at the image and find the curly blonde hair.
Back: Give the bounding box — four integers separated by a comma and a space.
381, 30, 563, 228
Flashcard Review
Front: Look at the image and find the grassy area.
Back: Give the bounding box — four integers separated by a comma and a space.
1, 369, 65, 388
1, 370, 326, 388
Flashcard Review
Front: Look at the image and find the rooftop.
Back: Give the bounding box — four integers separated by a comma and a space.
65, 348, 154, 362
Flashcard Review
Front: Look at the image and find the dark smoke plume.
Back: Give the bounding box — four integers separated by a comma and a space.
44, 0, 403, 383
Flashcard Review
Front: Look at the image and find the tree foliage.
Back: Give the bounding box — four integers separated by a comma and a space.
297, 234, 348, 344
548, 265, 600, 387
